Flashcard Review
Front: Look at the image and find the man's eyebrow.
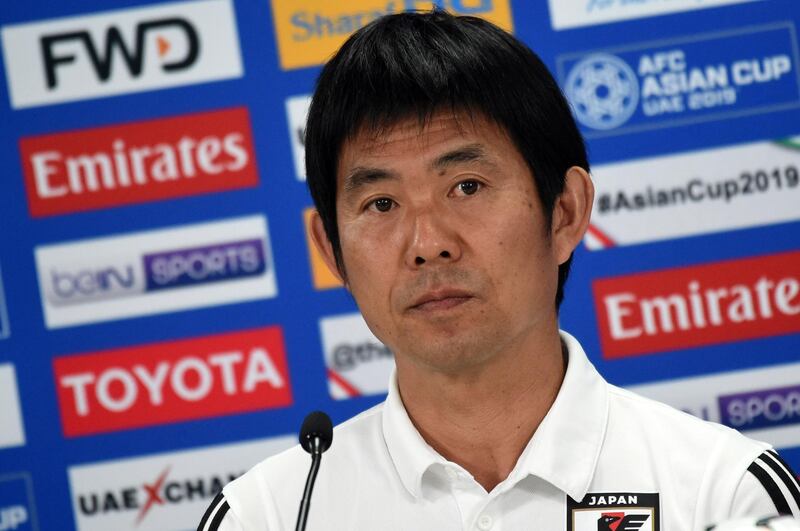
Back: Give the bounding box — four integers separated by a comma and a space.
343, 167, 399, 193
430, 144, 492, 171
342, 144, 491, 193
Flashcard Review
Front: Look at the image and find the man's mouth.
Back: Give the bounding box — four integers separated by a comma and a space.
408, 289, 474, 312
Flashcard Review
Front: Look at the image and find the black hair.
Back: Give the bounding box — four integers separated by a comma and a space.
305, 10, 589, 308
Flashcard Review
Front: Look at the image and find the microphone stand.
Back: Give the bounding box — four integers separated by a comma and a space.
295, 437, 323, 531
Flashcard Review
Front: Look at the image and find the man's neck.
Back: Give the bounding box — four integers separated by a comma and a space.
396, 328, 566, 493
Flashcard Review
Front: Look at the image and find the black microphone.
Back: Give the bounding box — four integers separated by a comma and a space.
295, 411, 333, 531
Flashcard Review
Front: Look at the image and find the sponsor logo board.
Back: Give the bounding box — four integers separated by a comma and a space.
320, 313, 393, 399
557, 24, 800, 137
567, 492, 659, 531
303, 208, 342, 290
0, 364, 25, 449
270, 0, 513, 70
629, 362, 800, 448
1, 0, 242, 109
286, 95, 311, 181
54, 326, 292, 437
585, 138, 800, 249
35, 215, 277, 329
548, 0, 763, 31
0, 473, 39, 531
19, 107, 258, 217
68, 436, 294, 531
594, 251, 800, 358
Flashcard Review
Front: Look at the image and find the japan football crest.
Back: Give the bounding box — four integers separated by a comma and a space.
567, 492, 660, 530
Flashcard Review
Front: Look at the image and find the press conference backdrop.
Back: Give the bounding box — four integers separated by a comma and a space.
0, 0, 798, 529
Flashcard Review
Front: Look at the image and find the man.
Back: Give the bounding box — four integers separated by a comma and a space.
200, 11, 799, 530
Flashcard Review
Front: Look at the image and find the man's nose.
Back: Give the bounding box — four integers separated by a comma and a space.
403, 209, 462, 268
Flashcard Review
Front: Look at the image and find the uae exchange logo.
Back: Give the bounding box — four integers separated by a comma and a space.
565, 53, 639, 130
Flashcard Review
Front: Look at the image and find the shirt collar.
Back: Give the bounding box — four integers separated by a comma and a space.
382, 367, 446, 499
507, 330, 608, 501
381, 330, 608, 501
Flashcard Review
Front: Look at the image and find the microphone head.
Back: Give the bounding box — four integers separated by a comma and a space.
299, 411, 333, 454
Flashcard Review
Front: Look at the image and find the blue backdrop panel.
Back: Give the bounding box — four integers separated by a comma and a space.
0, 1, 798, 529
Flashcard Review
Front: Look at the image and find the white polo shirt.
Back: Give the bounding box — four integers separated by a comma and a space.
199, 332, 800, 530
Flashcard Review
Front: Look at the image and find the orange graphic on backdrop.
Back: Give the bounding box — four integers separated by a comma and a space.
303, 208, 344, 289
270, 0, 514, 70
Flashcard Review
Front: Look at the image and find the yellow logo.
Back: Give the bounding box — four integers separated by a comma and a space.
303, 208, 344, 290
271, 0, 514, 70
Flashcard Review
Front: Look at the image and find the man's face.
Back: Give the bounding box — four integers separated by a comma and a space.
331, 112, 562, 374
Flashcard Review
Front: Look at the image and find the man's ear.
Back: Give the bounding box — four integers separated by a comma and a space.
551, 166, 594, 264
309, 210, 346, 285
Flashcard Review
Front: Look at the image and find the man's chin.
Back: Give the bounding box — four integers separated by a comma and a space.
397, 333, 498, 374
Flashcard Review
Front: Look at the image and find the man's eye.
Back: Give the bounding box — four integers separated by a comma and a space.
456, 180, 481, 196
371, 198, 394, 212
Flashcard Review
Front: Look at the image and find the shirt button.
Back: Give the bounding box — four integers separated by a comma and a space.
477, 514, 493, 530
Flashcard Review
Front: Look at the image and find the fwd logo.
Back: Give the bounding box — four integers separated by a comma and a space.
1, 0, 242, 109
41, 17, 199, 89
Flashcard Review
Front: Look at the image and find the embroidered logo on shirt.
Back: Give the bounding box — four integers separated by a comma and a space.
567, 492, 660, 531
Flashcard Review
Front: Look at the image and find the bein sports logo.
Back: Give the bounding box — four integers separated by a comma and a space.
46, 239, 265, 305
35, 216, 276, 328
719, 384, 800, 431
565, 53, 639, 130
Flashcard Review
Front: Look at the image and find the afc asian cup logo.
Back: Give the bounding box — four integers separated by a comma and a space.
565, 53, 639, 130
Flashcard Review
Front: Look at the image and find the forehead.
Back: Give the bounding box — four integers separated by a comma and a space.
336, 111, 517, 180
